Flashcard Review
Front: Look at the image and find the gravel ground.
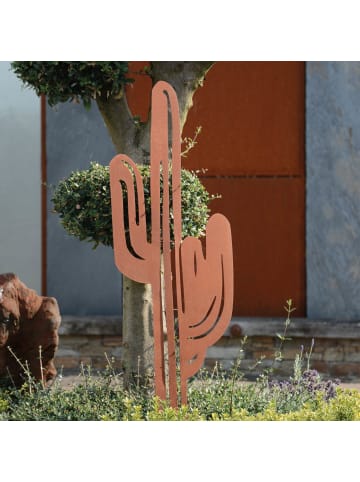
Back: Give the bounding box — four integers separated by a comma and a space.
54, 369, 360, 392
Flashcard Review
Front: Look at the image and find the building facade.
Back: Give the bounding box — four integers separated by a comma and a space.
2, 61, 360, 378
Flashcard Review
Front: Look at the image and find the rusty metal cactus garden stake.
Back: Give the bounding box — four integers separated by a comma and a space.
110, 81, 233, 407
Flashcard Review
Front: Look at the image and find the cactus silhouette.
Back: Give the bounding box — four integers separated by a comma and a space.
110, 81, 233, 407
176, 214, 233, 403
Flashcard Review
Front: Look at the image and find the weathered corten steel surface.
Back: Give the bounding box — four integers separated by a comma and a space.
110, 81, 233, 406
202, 177, 305, 316
182, 61, 305, 176
183, 61, 306, 316
125, 61, 152, 123
123, 61, 306, 318
0, 273, 61, 386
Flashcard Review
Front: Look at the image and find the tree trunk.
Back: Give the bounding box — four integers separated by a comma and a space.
122, 276, 153, 387
97, 61, 215, 389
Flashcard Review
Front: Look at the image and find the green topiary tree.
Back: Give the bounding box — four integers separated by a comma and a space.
12, 61, 215, 386
51, 162, 214, 249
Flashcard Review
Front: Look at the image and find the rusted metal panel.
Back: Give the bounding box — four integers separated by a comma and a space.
125, 61, 152, 123
110, 81, 233, 407
41, 95, 47, 296
112, 61, 305, 380
202, 177, 305, 317
183, 61, 305, 176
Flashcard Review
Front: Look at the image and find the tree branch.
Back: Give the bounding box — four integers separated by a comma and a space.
96, 89, 138, 157
96, 62, 215, 163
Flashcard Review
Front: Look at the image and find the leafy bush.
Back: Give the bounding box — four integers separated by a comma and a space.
206, 389, 360, 421
186, 363, 341, 420
51, 162, 215, 248
0, 370, 356, 421
11, 61, 131, 108
266, 369, 340, 413
0, 301, 355, 421
0, 353, 350, 421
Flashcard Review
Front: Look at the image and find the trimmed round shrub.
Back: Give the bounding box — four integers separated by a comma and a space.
11, 61, 131, 108
51, 162, 215, 248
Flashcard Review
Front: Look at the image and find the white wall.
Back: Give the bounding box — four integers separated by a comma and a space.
0, 61, 41, 292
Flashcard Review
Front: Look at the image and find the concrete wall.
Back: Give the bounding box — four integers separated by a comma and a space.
46, 101, 122, 316
306, 62, 360, 319
0, 61, 41, 292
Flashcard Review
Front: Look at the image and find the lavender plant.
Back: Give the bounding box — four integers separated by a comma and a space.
0, 300, 346, 420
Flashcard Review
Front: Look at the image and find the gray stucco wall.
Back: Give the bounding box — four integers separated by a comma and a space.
46, 101, 122, 316
0, 62, 41, 292
306, 62, 360, 319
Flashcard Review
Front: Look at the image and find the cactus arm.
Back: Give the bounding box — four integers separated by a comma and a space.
110, 154, 159, 284
178, 213, 234, 402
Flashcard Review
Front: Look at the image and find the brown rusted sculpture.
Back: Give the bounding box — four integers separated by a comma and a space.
0, 273, 61, 387
110, 81, 233, 407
